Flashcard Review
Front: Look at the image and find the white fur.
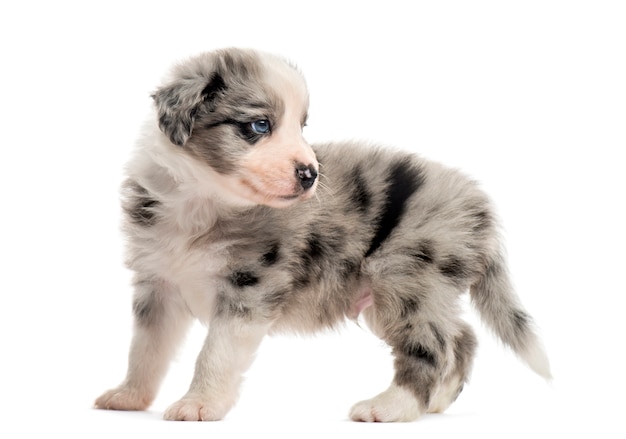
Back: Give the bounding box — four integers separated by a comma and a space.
350, 383, 423, 422
164, 320, 270, 421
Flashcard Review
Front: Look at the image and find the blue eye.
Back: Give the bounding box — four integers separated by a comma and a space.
250, 119, 271, 134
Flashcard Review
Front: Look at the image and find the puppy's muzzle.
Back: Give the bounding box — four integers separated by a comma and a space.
296, 163, 318, 190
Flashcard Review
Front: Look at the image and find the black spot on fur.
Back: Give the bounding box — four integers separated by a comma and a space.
230, 271, 259, 288
393, 367, 434, 408
302, 228, 345, 264
201, 73, 227, 106
350, 166, 372, 213
512, 310, 531, 334
158, 113, 188, 146
470, 207, 492, 232
404, 343, 437, 367
337, 258, 359, 282
365, 159, 424, 257
292, 272, 311, 289
429, 322, 446, 350
292, 227, 347, 290
400, 297, 420, 318
393, 341, 438, 408
260, 242, 281, 266
305, 233, 325, 260
132, 291, 161, 327
126, 182, 160, 226
410, 240, 435, 265
439, 256, 468, 280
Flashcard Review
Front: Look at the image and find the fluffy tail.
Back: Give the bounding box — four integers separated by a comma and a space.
470, 251, 552, 380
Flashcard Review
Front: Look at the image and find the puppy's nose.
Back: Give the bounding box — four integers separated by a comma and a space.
296, 164, 318, 190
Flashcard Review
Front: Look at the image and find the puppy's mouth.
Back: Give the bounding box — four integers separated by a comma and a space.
241, 179, 314, 207
278, 194, 300, 200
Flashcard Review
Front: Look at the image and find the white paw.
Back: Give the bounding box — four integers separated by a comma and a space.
349, 384, 422, 422
163, 395, 230, 421
95, 386, 153, 411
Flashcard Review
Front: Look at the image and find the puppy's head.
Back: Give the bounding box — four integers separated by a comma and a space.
152, 48, 318, 208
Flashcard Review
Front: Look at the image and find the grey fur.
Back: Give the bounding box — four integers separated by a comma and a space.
122, 181, 160, 227
96, 48, 551, 422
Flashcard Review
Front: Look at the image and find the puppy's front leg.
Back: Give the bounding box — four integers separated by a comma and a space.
96, 278, 192, 411
164, 317, 269, 421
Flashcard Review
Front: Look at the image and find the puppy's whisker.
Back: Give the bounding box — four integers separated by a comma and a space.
312, 189, 323, 208
315, 172, 334, 200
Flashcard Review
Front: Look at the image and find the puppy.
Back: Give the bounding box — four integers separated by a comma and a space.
95, 48, 551, 422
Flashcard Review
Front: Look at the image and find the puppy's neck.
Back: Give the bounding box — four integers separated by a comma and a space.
130, 125, 255, 232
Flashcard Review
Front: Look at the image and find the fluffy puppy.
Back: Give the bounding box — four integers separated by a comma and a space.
95, 48, 551, 422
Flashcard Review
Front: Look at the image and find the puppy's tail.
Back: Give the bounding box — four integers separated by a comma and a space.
470, 250, 552, 380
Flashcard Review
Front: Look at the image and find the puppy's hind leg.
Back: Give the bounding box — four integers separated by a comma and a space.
350, 314, 448, 422
349, 259, 466, 422
95, 278, 192, 411
351, 304, 475, 421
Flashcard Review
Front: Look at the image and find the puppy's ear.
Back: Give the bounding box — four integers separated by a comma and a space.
152, 73, 226, 146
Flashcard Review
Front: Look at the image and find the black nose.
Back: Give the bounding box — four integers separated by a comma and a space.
296, 164, 318, 190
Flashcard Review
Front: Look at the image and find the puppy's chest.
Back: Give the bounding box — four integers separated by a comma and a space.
149, 229, 226, 321
153, 208, 288, 319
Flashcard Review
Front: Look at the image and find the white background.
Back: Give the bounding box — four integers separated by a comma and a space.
1, 1, 625, 437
